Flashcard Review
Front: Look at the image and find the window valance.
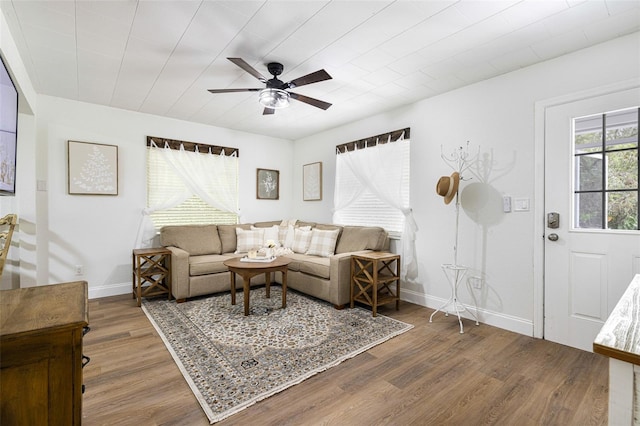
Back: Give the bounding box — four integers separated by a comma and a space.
336, 128, 410, 153
146, 136, 239, 157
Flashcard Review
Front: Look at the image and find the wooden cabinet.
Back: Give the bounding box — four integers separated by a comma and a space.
1, 281, 89, 425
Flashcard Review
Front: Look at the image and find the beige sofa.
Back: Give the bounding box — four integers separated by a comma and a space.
160, 221, 389, 308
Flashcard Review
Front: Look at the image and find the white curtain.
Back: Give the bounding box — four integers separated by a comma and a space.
134, 141, 239, 248
333, 136, 418, 281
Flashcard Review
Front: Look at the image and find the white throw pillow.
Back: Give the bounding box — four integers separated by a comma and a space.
235, 228, 264, 253
291, 228, 313, 254
280, 225, 311, 249
252, 225, 280, 247
306, 228, 340, 257
278, 225, 290, 247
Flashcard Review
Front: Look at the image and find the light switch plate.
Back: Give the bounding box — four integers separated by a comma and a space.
514, 198, 530, 212
502, 196, 511, 213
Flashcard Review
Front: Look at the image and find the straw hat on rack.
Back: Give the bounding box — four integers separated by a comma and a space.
436, 172, 460, 205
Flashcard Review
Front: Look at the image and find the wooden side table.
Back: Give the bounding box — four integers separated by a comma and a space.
132, 248, 172, 307
351, 252, 401, 317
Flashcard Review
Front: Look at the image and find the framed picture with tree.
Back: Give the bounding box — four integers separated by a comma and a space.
256, 168, 279, 200
68, 140, 118, 195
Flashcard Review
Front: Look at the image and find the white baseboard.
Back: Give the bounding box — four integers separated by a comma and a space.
90, 284, 534, 336
89, 282, 131, 300
401, 288, 534, 337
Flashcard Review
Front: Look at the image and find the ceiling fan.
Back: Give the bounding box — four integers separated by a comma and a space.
208, 58, 332, 115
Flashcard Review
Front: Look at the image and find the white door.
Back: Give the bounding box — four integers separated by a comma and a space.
544, 87, 640, 352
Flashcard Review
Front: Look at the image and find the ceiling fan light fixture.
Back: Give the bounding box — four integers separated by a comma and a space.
259, 88, 290, 109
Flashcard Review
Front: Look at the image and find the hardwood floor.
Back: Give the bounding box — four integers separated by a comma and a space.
82, 293, 608, 425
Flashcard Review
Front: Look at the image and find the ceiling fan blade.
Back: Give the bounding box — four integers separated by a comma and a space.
207, 88, 261, 93
263, 108, 275, 115
287, 69, 332, 89
227, 58, 267, 83
289, 92, 332, 110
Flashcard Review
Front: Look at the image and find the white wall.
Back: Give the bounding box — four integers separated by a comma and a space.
292, 32, 640, 335
37, 96, 293, 298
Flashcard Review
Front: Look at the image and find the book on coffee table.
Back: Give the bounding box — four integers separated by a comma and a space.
240, 256, 276, 263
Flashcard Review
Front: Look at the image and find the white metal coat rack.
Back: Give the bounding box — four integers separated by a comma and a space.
429, 142, 480, 333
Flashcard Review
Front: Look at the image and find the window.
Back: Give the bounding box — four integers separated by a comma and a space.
573, 107, 639, 230
333, 132, 410, 237
146, 140, 239, 229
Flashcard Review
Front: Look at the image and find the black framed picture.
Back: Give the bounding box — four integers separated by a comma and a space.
0, 55, 18, 196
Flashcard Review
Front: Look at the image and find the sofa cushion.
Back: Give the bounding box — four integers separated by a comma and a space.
297, 255, 331, 279
306, 228, 340, 257
286, 252, 329, 275
189, 254, 232, 276
160, 225, 221, 255
296, 221, 316, 229
218, 224, 251, 253
335, 226, 388, 254
291, 228, 313, 253
253, 221, 281, 228
314, 224, 341, 230
235, 228, 264, 253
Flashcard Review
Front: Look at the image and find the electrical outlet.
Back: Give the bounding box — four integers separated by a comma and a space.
75, 265, 83, 275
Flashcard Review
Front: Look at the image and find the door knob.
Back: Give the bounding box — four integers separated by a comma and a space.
548, 233, 559, 241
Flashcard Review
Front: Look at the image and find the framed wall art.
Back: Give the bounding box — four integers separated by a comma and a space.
303, 162, 322, 201
0, 54, 18, 196
68, 140, 118, 195
256, 168, 279, 200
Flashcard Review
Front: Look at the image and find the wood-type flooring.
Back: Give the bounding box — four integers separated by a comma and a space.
82, 292, 608, 425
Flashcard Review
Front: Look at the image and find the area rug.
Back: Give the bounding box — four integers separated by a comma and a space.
141, 287, 413, 424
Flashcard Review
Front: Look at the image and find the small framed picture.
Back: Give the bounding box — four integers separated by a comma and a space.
257, 168, 279, 200
68, 140, 118, 195
303, 162, 322, 201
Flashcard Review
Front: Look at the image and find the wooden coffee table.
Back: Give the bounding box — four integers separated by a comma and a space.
223, 257, 292, 316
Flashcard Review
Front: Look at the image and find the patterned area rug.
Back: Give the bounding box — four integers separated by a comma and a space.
142, 287, 412, 424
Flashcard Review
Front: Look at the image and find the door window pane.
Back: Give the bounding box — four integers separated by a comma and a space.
608, 192, 638, 230
575, 192, 602, 229
576, 154, 602, 191
575, 115, 603, 154
605, 109, 638, 151
607, 150, 638, 190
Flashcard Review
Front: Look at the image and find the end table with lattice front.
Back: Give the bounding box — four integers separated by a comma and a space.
132, 248, 172, 307
351, 252, 401, 317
